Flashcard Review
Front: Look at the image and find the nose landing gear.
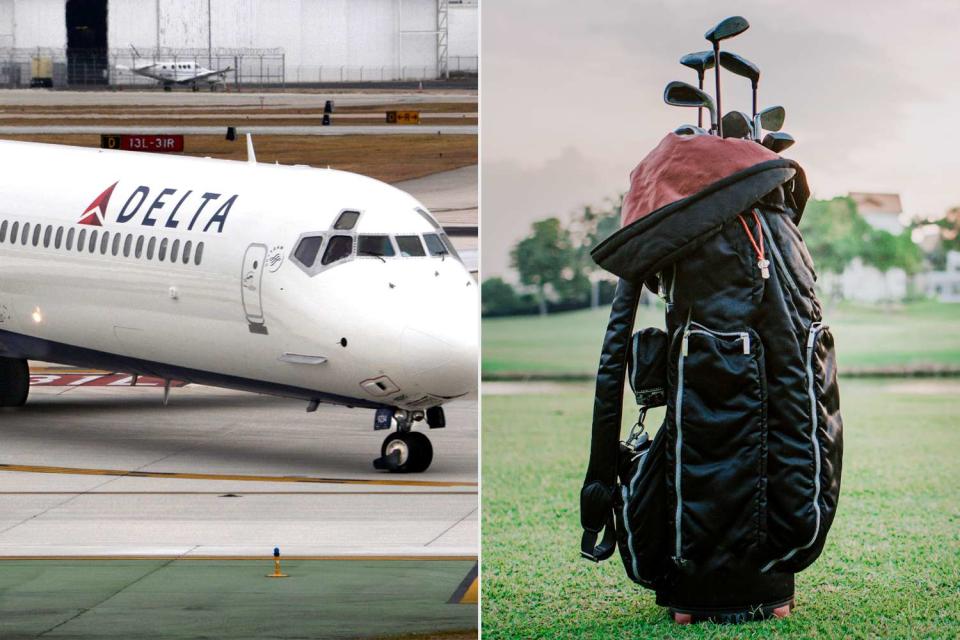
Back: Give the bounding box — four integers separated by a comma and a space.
373, 409, 434, 473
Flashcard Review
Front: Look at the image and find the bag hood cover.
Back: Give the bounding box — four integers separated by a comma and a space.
593, 132, 809, 283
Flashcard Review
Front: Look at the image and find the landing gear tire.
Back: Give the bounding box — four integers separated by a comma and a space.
378, 431, 433, 473
0, 357, 29, 407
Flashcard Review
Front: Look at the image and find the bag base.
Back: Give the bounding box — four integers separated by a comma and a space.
656, 569, 794, 624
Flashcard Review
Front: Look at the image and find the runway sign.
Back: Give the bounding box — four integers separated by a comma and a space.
100, 134, 185, 153
385, 110, 420, 125
30, 373, 188, 387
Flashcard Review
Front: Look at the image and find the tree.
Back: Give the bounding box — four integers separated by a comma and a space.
916, 206, 960, 270
801, 196, 872, 273
481, 277, 537, 317
510, 217, 582, 315
861, 228, 923, 275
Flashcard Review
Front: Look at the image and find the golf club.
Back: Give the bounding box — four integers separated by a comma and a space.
762, 131, 795, 153
718, 51, 760, 131
721, 111, 753, 139
664, 80, 717, 134
757, 105, 785, 134
704, 16, 750, 136
679, 51, 715, 128
674, 124, 708, 136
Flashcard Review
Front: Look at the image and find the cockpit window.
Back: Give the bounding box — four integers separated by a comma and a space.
396, 235, 426, 257
334, 210, 361, 230
439, 233, 462, 260
416, 207, 442, 230
322, 235, 353, 265
423, 233, 448, 256
294, 235, 324, 268
358, 235, 395, 257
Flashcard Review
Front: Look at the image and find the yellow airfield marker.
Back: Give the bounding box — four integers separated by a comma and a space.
267, 547, 289, 578
448, 562, 478, 604
459, 576, 478, 604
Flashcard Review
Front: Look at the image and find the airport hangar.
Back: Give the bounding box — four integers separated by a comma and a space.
0, 0, 478, 86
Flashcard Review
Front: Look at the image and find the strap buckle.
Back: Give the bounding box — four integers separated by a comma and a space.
625, 407, 648, 448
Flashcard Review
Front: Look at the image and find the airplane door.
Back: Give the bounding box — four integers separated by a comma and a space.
241, 244, 267, 330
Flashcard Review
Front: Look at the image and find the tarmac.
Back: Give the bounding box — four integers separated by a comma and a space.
0, 378, 477, 638
0, 375, 477, 558
0, 558, 477, 639
0, 89, 476, 108
0, 124, 477, 135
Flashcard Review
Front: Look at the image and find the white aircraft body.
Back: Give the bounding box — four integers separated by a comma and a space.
117, 56, 231, 92
0, 139, 477, 472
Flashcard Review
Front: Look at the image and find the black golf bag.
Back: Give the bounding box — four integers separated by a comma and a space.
579, 133, 843, 622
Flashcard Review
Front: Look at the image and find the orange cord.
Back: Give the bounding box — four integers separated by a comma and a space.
737, 210, 765, 263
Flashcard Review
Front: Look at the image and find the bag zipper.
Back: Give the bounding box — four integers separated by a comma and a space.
762, 322, 826, 572
622, 445, 651, 582
674, 315, 690, 565
687, 321, 751, 354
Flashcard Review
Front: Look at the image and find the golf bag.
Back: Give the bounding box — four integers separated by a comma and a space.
579, 133, 843, 621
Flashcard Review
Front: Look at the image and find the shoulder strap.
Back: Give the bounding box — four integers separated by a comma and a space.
580, 278, 640, 561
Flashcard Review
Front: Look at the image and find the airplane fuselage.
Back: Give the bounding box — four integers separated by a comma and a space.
0, 140, 477, 413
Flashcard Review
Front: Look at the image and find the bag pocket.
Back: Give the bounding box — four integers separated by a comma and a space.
764, 322, 843, 573
627, 328, 668, 407
672, 321, 767, 573
616, 426, 669, 589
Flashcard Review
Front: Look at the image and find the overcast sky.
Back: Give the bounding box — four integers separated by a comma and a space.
481, 0, 960, 277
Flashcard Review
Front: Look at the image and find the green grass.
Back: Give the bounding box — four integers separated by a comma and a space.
481, 380, 960, 638
482, 301, 960, 376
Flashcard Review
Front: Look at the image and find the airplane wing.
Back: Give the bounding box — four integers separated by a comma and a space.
175, 67, 233, 83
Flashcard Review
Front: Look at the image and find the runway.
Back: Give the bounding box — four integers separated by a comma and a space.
0, 112, 475, 120
0, 89, 476, 108
0, 379, 477, 558
0, 124, 477, 135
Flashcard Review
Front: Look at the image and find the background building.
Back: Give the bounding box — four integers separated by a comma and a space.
850, 192, 904, 235
0, 0, 477, 86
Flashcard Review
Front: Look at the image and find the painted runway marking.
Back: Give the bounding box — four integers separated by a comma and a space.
0, 464, 477, 488
448, 562, 479, 604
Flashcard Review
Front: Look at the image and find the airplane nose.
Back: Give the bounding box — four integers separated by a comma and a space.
399, 288, 478, 399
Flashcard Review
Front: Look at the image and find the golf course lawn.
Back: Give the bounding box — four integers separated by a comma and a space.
482, 300, 960, 376
481, 379, 960, 639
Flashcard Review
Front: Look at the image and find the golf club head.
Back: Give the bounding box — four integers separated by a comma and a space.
705, 16, 750, 43
674, 124, 708, 136
759, 105, 786, 132
718, 51, 759, 85
679, 50, 715, 74
664, 80, 717, 131
721, 111, 753, 139
762, 132, 795, 153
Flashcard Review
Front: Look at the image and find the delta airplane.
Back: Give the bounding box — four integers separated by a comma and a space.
117, 47, 231, 92
0, 138, 477, 473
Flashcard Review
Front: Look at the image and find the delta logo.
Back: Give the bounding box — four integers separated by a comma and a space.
78, 182, 237, 234
78, 182, 118, 227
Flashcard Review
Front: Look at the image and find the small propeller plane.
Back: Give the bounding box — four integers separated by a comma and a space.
117, 46, 232, 92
